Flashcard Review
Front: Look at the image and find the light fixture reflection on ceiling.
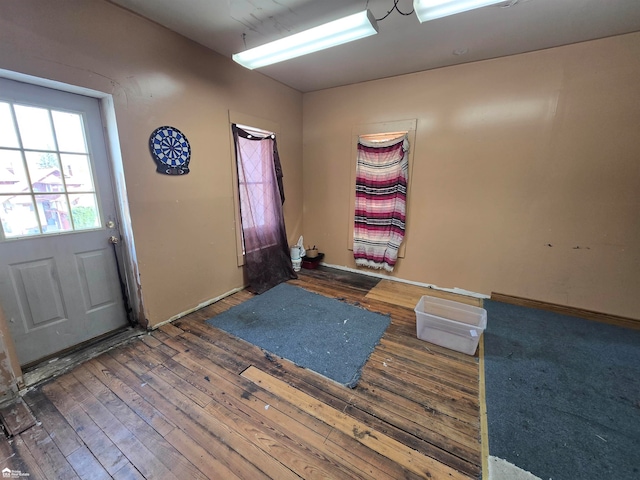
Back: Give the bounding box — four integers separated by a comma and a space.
232, 10, 378, 70
413, 0, 506, 23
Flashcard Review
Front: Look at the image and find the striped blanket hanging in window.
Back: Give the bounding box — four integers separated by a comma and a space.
354, 135, 408, 272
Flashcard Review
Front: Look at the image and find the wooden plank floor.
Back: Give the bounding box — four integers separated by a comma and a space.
1, 267, 482, 479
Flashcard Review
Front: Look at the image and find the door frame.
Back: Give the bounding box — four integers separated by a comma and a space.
0, 68, 141, 395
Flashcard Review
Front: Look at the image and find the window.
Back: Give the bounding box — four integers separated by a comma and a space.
233, 124, 281, 254
228, 112, 282, 266
235, 125, 278, 234
231, 120, 294, 293
0, 101, 100, 239
348, 119, 417, 259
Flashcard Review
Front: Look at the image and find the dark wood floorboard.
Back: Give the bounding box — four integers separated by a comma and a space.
1, 266, 481, 479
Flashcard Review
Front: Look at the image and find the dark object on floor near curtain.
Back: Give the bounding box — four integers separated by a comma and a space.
484, 300, 640, 480
233, 125, 296, 294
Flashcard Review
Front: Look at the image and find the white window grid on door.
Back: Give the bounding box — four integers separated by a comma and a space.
0, 100, 101, 240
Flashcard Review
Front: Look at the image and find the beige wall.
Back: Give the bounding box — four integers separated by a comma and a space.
303, 32, 640, 319
0, 0, 303, 386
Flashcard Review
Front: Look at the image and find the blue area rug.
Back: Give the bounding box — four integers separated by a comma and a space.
484, 300, 640, 480
206, 283, 391, 387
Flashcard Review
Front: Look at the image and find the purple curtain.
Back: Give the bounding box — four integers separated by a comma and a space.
233, 125, 296, 294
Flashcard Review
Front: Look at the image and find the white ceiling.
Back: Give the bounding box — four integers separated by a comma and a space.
110, 0, 640, 92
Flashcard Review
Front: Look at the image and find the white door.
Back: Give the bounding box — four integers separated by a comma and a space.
0, 78, 128, 366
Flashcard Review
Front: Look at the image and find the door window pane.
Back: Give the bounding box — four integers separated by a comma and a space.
14, 105, 56, 151
1, 100, 101, 238
0, 194, 41, 238
70, 193, 100, 230
0, 149, 30, 194
0, 103, 19, 148
52, 111, 87, 153
61, 154, 94, 191
25, 151, 64, 192
35, 194, 72, 234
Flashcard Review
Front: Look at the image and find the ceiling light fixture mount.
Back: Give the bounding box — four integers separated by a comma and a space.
413, 0, 506, 23
232, 10, 378, 70
373, 0, 415, 22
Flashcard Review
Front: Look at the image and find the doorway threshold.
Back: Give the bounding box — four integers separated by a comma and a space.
21, 326, 145, 391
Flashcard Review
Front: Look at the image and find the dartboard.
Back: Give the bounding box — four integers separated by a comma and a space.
149, 126, 191, 168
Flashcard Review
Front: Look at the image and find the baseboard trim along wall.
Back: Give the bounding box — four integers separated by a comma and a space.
322, 262, 489, 299
491, 292, 640, 330
153, 285, 248, 330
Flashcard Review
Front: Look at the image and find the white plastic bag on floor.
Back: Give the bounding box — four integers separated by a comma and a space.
295, 236, 305, 258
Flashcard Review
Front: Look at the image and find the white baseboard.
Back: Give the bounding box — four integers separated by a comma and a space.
320, 262, 489, 299
152, 263, 489, 330
152, 285, 247, 329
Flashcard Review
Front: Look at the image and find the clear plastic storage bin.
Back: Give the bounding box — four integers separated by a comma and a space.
414, 295, 487, 355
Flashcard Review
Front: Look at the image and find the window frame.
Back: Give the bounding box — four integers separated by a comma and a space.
0, 100, 102, 241
228, 111, 280, 266
347, 119, 417, 260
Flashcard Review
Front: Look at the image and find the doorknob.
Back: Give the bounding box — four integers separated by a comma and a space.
109, 236, 119, 245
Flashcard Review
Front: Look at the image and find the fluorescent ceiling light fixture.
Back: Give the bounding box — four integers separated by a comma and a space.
232, 10, 378, 70
413, 0, 505, 22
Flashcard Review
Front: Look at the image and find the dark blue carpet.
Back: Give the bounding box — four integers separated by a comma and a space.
484, 300, 640, 480
206, 283, 391, 387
